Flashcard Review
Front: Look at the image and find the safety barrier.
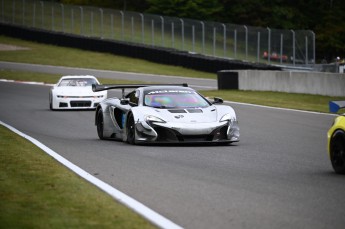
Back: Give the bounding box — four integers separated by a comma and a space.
218, 70, 345, 96
0, 23, 280, 73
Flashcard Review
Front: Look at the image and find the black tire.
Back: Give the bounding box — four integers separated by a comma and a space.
49, 93, 54, 110
126, 113, 136, 145
330, 130, 345, 174
96, 109, 105, 140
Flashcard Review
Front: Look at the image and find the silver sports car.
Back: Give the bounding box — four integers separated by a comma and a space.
93, 84, 240, 145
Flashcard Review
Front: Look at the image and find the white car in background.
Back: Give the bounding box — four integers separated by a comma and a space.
49, 75, 107, 110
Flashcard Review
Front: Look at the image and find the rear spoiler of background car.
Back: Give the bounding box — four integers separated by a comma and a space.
92, 83, 188, 98
329, 101, 345, 113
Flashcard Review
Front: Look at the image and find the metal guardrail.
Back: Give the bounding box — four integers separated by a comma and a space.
1, 0, 316, 68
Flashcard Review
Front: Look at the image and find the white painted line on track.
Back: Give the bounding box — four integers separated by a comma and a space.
0, 120, 183, 229
0, 78, 54, 86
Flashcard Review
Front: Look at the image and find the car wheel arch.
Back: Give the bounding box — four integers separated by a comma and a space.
126, 111, 136, 144
330, 129, 345, 174
331, 129, 345, 145
96, 108, 105, 140
95, 106, 102, 125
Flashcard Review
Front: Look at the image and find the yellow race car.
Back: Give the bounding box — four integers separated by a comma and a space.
327, 101, 345, 174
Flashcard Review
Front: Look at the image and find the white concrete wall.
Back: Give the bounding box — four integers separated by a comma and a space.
236, 70, 345, 96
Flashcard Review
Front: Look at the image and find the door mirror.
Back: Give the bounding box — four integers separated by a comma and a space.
120, 99, 130, 105
212, 97, 223, 104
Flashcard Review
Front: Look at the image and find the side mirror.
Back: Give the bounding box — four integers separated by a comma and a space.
212, 97, 223, 104
120, 99, 130, 105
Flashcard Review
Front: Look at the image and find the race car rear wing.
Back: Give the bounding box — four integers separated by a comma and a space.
329, 101, 345, 113
92, 83, 189, 98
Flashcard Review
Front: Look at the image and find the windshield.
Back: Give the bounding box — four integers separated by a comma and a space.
58, 78, 97, 87
144, 89, 210, 108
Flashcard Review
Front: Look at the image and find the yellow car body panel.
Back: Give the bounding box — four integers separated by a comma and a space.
327, 100, 345, 174
327, 115, 345, 157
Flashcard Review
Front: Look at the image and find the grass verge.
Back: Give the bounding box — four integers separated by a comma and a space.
0, 124, 156, 229
0, 35, 215, 79
0, 69, 149, 85
201, 90, 343, 114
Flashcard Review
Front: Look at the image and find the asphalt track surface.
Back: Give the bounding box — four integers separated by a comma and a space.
1, 63, 345, 229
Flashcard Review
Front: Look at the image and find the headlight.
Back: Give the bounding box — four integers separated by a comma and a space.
145, 115, 166, 123
220, 113, 232, 122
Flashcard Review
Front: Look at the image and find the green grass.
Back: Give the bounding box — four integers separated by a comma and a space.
0, 125, 156, 229
0, 36, 215, 79
201, 90, 343, 114
0, 69, 150, 85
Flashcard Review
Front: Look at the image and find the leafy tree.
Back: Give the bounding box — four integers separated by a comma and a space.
219, 0, 306, 29
145, 0, 223, 21
313, 0, 345, 61
59, 0, 148, 11
219, 0, 345, 61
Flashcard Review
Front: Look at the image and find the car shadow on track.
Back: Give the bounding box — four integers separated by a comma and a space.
92, 137, 240, 147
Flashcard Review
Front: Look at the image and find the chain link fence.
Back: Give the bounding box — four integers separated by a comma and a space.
1, 0, 316, 68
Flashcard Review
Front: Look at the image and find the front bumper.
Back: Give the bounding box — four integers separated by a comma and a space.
53, 97, 103, 109
135, 120, 240, 144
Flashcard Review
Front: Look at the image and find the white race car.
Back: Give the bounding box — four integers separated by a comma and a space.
93, 84, 240, 145
49, 75, 107, 110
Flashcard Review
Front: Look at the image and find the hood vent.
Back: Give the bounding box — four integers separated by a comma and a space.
186, 109, 203, 113
168, 109, 187, 113
168, 109, 204, 113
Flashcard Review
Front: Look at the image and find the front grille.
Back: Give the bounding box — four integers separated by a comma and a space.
70, 100, 92, 107
153, 125, 214, 142
59, 102, 68, 107
210, 125, 228, 141
180, 134, 211, 142
154, 126, 179, 142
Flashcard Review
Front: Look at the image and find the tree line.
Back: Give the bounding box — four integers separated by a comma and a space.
59, 0, 345, 63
